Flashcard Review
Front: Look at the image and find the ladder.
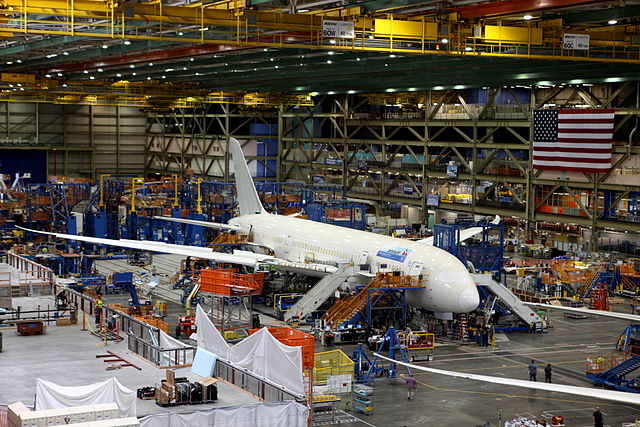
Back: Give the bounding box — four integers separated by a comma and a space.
284, 264, 351, 322
579, 263, 608, 298
454, 314, 470, 342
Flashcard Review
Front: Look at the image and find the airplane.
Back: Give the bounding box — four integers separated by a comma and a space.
20, 137, 482, 314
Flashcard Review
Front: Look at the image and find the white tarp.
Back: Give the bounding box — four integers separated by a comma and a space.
35, 378, 136, 417
138, 401, 308, 427
229, 328, 304, 396
193, 304, 304, 396
194, 304, 230, 359
159, 329, 194, 365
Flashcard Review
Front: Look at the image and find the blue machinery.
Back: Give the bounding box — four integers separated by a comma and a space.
361, 327, 411, 384
586, 325, 640, 393
433, 218, 504, 272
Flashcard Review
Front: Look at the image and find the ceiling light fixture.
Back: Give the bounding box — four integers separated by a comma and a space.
83, 70, 89, 74
130, 64, 135, 68
102, 44, 108, 49
16, 60, 21, 63
89, 76, 95, 79
116, 73, 122, 77
57, 73, 62, 76
63, 51, 69, 56
45, 74, 51, 78
328, 51, 334, 55
523, 14, 533, 20
441, 38, 448, 44
326, 60, 332, 64
608, 19, 618, 25
97, 68, 103, 72
123, 40, 131, 45
178, 31, 184, 36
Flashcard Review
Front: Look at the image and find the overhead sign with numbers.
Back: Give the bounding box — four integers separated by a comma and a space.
322, 20, 355, 39
563, 33, 590, 50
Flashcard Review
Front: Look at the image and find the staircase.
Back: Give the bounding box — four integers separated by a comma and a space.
578, 263, 609, 298
586, 352, 640, 392
284, 264, 351, 322
473, 273, 542, 329
322, 273, 424, 328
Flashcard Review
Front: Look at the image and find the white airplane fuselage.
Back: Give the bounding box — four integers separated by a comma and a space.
230, 213, 480, 313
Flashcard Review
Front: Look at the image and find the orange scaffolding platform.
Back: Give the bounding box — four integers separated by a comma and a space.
199, 269, 264, 296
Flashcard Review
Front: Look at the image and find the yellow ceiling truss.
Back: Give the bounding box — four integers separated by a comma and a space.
0, 0, 638, 64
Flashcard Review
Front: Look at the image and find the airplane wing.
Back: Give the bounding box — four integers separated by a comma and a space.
18, 227, 336, 276
152, 216, 242, 231
416, 216, 501, 245
526, 302, 640, 322
374, 353, 640, 405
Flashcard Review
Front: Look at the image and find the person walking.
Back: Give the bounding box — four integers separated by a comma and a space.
544, 364, 552, 383
593, 407, 604, 427
528, 360, 537, 382
405, 374, 417, 400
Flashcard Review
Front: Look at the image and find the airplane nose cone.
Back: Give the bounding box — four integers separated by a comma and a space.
458, 286, 480, 312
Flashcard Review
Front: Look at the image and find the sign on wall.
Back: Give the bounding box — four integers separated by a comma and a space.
322, 20, 355, 39
563, 33, 590, 50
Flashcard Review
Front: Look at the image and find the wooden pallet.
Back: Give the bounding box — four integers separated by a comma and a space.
96, 351, 142, 370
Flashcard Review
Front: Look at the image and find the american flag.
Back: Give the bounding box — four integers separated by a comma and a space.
533, 108, 615, 173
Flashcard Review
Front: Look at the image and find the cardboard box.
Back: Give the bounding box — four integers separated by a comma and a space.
165, 369, 175, 386
195, 376, 219, 402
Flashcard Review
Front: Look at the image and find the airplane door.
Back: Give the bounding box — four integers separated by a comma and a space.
358, 251, 370, 265
409, 262, 423, 276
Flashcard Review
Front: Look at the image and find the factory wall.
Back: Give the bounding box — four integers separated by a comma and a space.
0, 102, 147, 179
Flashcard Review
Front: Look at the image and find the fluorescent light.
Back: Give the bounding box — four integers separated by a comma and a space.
57, 73, 62, 76
298, 9, 309, 12
441, 38, 448, 44
523, 14, 533, 20
326, 60, 332, 64
97, 68, 103, 72
368, 35, 374, 39
199, 27, 209, 31
389, 54, 396, 58
608, 19, 618, 25
83, 70, 88, 74
147, 76, 151, 80
165, 68, 174, 72
328, 51, 334, 55
45, 74, 51, 78
89, 76, 95, 80
102, 44, 108, 49
123, 40, 131, 45
130, 64, 135, 68
63, 51, 69, 56
178, 31, 184, 36
329, 40, 336, 44
116, 73, 122, 77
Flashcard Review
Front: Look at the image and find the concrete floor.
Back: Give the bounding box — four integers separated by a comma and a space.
324, 311, 640, 427
0, 299, 259, 417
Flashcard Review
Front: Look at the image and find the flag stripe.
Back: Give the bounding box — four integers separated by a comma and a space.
533, 152, 612, 159
558, 123, 613, 129
533, 108, 614, 173
533, 142, 611, 149
533, 159, 611, 168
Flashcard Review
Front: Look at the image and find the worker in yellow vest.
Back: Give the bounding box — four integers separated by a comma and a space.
95, 296, 105, 326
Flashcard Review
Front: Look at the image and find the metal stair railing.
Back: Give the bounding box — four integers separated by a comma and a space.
284, 264, 351, 322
